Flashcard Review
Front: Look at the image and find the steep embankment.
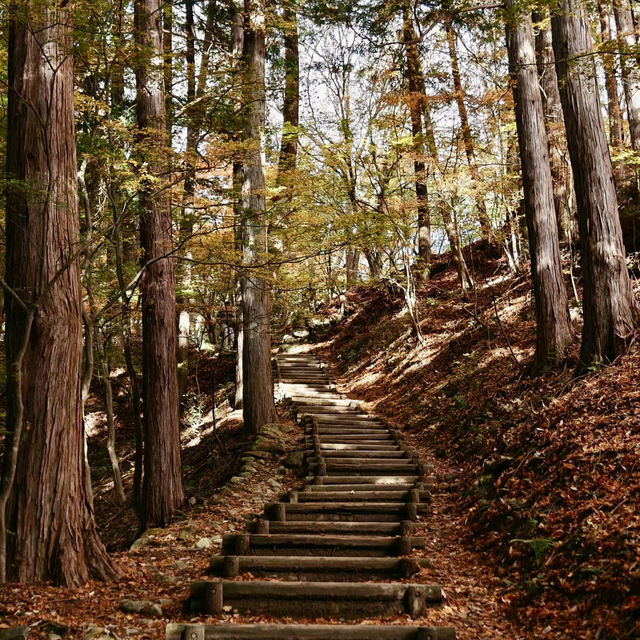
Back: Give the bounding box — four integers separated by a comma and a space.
309, 254, 640, 640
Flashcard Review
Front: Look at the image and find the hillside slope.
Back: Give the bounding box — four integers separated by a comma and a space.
308, 254, 640, 639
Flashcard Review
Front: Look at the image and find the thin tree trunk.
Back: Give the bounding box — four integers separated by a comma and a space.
597, 1, 625, 149
3, 2, 117, 585
278, 3, 299, 176
232, 0, 245, 411
445, 16, 492, 241
241, 0, 277, 434
135, 0, 184, 527
441, 204, 474, 294
614, 0, 640, 150
345, 247, 360, 287
507, 4, 573, 371
102, 338, 126, 505
552, 0, 640, 370
533, 9, 576, 246
402, 4, 430, 282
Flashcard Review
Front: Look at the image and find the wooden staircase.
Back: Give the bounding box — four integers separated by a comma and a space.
166, 353, 456, 640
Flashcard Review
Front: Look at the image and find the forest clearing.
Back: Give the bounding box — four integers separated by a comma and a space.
0, 0, 639, 638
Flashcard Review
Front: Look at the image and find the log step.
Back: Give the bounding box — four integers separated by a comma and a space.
167, 623, 456, 640
292, 490, 431, 503
258, 520, 415, 536
305, 475, 422, 485
188, 580, 443, 618
222, 533, 425, 557
209, 555, 431, 580
265, 501, 426, 522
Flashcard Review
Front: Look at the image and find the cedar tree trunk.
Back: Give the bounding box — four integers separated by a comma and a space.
507, 5, 573, 371
552, 0, 640, 370
3, 2, 117, 585
135, 0, 185, 526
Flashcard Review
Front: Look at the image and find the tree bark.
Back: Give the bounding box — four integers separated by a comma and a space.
241, 0, 278, 434
3, 2, 117, 585
533, 10, 576, 246
551, 0, 640, 370
134, 0, 184, 527
402, 4, 431, 282
507, 4, 573, 371
613, 0, 640, 150
278, 2, 299, 176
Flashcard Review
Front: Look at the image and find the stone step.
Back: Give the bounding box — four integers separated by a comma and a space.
209, 555, 431, 580
264, 501, 426, 522
187, 580, 443, 618
168, 624, 456, 640
221, 533, 425, 557
257, 520, 415, 536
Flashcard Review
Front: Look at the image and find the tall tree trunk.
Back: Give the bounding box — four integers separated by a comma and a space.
614, 0, 640, 150
597, 1, 625, 150
232, 0, 245, 411
533, 10, 576, 246
552, 0, 640, 370
2, 2, 117, 585
402, 4, 430, 282
278, 3, 299, 176
135, 0, 184, 527
507, 4, 573, 371
445, 16, 492, 241
241, 0, 278, 434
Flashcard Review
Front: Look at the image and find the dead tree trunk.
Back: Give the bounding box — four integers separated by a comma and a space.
552, 0, 640, 370
241, 0, 278, 433
2, 2, 117, 585
134, 0, 184, 527
507, 4, 573, 371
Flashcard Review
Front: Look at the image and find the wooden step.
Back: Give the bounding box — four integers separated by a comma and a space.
265, 501, 426, 522
309, 450, 407, 459
309, 434, 394, 442
313, 443, 401, 451
319, 463, 420, 475
258, 520, 415, 536
222, 533, 425, 557
305, 475, 421, 485
293, 490, 430, 503
209, 555, 431, 580
187, 580, 442, 618
167, 623, 457, 640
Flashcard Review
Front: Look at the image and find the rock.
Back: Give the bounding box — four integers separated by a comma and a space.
282, 334, 295, 343
188, 496, 197, 506
83, 627, 117, 640
292, 328, 310, 339
268, 479, 282, 489
177, 525, 196, 542
119, 599, 163, 617
129, 527, 168, 551
196, 537, 212, 549
284, 450, 305, 469
48, 635, 63, 640
229, 476, 245, 485
246, 449, 271, 459
0, 628, 29, 640
259, 422, 294, 437
252, 435, 285, 454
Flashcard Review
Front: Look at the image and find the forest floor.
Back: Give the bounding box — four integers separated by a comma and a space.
303, 246, 640, 640
1, 249, 638, 640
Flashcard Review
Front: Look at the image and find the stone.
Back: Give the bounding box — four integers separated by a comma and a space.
259, 422, 294, 437
252, 436, 285, 454
48, 635, 63, 640
118, 599, 163, 617
177, 525, 197, 542
129, 527, 167, 551
188, 496, 197, 506
83, 627, 116, 640
292, 328, 310, 339
245, 450, 271, 459
196, 537, 212, 549
282, 334, 295, 343
284, 450, 305, 469
0, 628, 29, 640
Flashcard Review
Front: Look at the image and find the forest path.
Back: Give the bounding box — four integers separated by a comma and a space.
167, 352, 457, 639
